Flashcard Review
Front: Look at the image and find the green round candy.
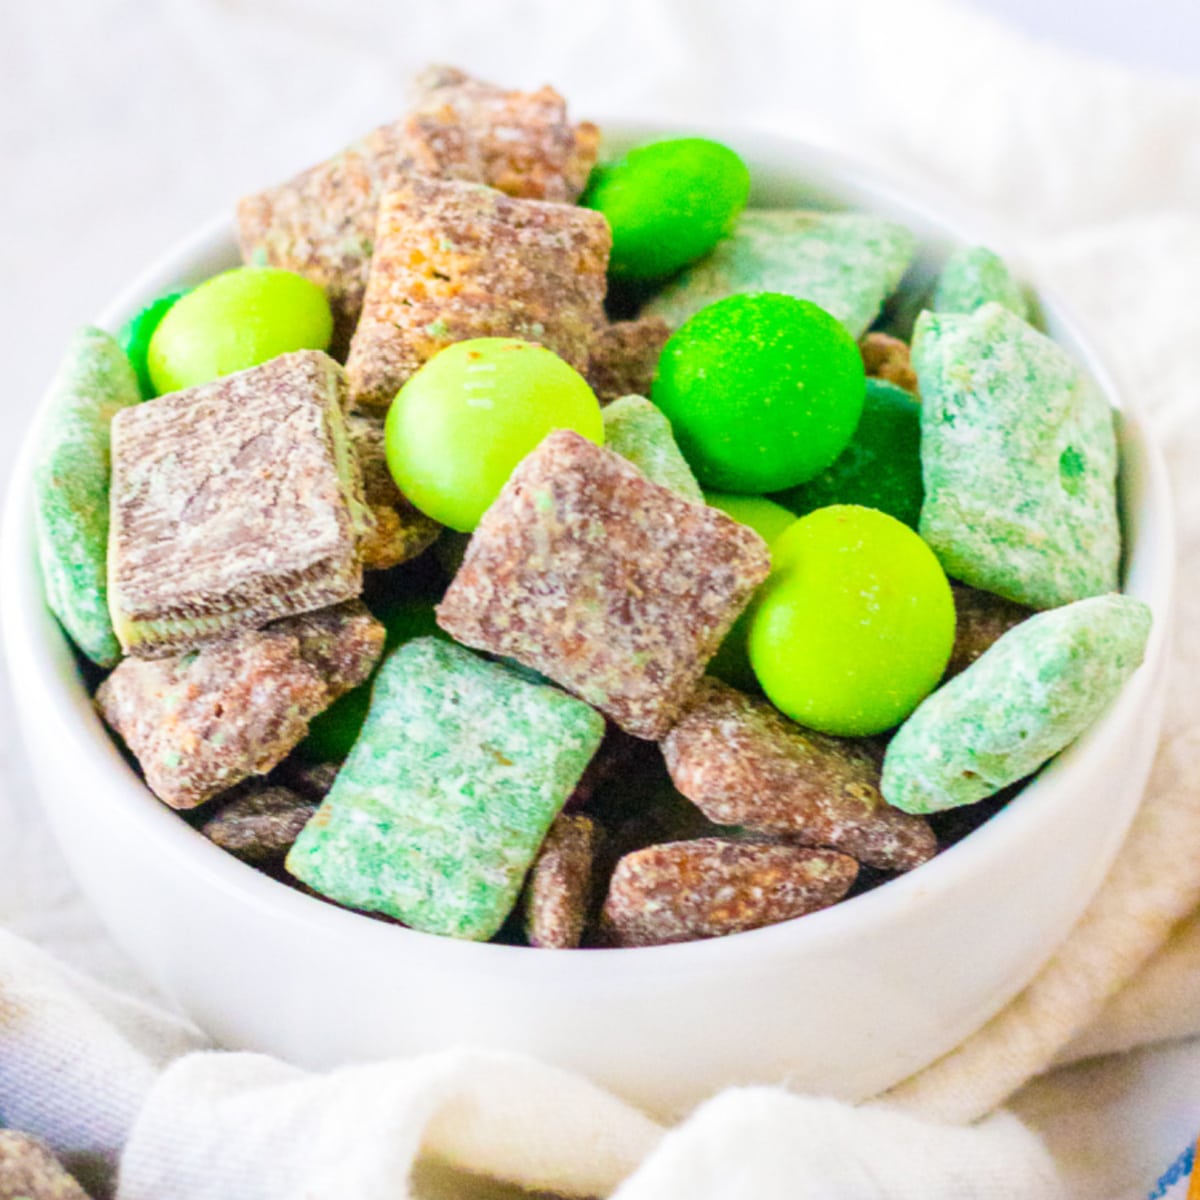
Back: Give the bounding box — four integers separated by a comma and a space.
582, 138, 749, 281
147, 267, 333, 394
653, 293, 865, 494
118, 286, 190, 397
774, 378, 924, 529
299, 594, 443, 762
386, 338, 604, 532
748, 505, 954, 736
704, 492, 798, 692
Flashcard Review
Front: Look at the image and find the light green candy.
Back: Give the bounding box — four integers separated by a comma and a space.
286, 637, 604, 940
915, 303, 1120, 610
34, 327, 142, 666
933, 245, 1029, 321
881, 594, 1151, 813
644, 209, 916, 339
602, 395, 702, 502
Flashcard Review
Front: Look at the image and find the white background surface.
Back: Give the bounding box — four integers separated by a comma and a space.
2, 2, 1200, 1196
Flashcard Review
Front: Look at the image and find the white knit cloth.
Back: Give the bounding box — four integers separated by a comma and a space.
2, 1, 1200, 1197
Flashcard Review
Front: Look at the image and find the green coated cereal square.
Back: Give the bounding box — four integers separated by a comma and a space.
286, 637, 605, 940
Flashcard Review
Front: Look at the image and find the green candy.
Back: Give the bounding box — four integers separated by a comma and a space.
652, 292, 865, 494
582, 137, 749, 281
148, 266, 333, 394
882, 594, 1151, 814
644, 209, 916, 338
34, 327, 142, 666
934, 245, 1029, 321
298, 593, 445, 762
775, 377, 923, 530
286, 638, 605, 940
117, 286, 190, 397
601, 395, 702, 502
915, 303, 1120, 610
702, 493, 798, 692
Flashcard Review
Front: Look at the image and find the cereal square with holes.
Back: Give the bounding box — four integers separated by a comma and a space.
345, 177, 610, 409
436, 430, 771, 740
107, 351, 371, 658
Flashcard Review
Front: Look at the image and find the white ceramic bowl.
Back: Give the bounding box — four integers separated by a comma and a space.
2, 127, 1174, 1122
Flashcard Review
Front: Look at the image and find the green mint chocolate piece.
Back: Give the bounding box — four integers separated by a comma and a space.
286, 637, 605, 940
34, 326, 142, 666
881, 594, 1151, 813
933, 245, 1029, 321
915, 303, 1119, 609
602, 394, 702, 502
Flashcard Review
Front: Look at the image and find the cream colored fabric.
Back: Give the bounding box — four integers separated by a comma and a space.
2, 0, 1200, 1197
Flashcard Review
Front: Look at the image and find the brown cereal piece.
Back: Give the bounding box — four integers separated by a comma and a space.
601, 839, 858, 947
199, 783, 318, 866
270, 757, 340, 801
0, 1132, 90, 1200
405, 66, 599, 204
860, 331, 918, 393
280, 599, 385, 698
945, 583, 1034, 680
523, 813, 601, 949
585, 318, 672, 404
436, 431, 770, 740
345, 178, 610, 409
661, 679, 937, 872
97, 631, 328, 810
108, 352, 370, 659
347, 413, 442, 569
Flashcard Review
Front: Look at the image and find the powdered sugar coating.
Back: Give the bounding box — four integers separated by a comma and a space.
945, 583, 1033, 680
0, 1131, 89, 1200
586, 317, 671, 405
200, 783, 318, 866
108, 351, 369, 658
601, 838, 858, 947
436, 431, 771, 740
345, 178, 610, 409
661, 679, 937, 871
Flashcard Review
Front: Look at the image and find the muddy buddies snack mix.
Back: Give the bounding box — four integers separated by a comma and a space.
35, 63, 1150, 951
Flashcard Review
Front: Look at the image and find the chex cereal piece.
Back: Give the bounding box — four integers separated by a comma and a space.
915, 303, 1120, 609
945, 584, 1033, 680
661, 679, 936, 871
602, 395, 703, 502
108, 351, 370, 658
347, 413, 441, 569
523, 813, 601, 949
883, 595, 1151, 814
437, 431, 770, 740
601, 839, 858, 947
236, 120, 415, 355
34, 327, 141, 667
859, 331, 917, 393
286, 637, 605, 939
0, 1131, 90, 1200
404, 66, 599, 203
270, 756, 340, 801
934, 245, 1029, 321
644, 209, 916, 338
345, 178, 610, 409
97, 602, 383, 809
586, 317, 671, 404
200, 783, 318, 866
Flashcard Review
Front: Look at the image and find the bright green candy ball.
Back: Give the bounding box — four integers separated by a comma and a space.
775, 378, 924, 530
147, 266, 332, 394
652, 293, 865, 494
299, 593, 444, 762
118, 285, 190, 397
749, 505, 955, 736
582, 138, 749, 281
386, 338, 604, 532
704, 491, 799, 692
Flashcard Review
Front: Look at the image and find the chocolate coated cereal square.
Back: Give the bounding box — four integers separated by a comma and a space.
436, 431, 770, 739
346, 178, 610, 409
108, 351, 370, 657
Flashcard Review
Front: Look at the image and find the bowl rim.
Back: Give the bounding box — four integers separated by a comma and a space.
2, 124, 1175, 985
